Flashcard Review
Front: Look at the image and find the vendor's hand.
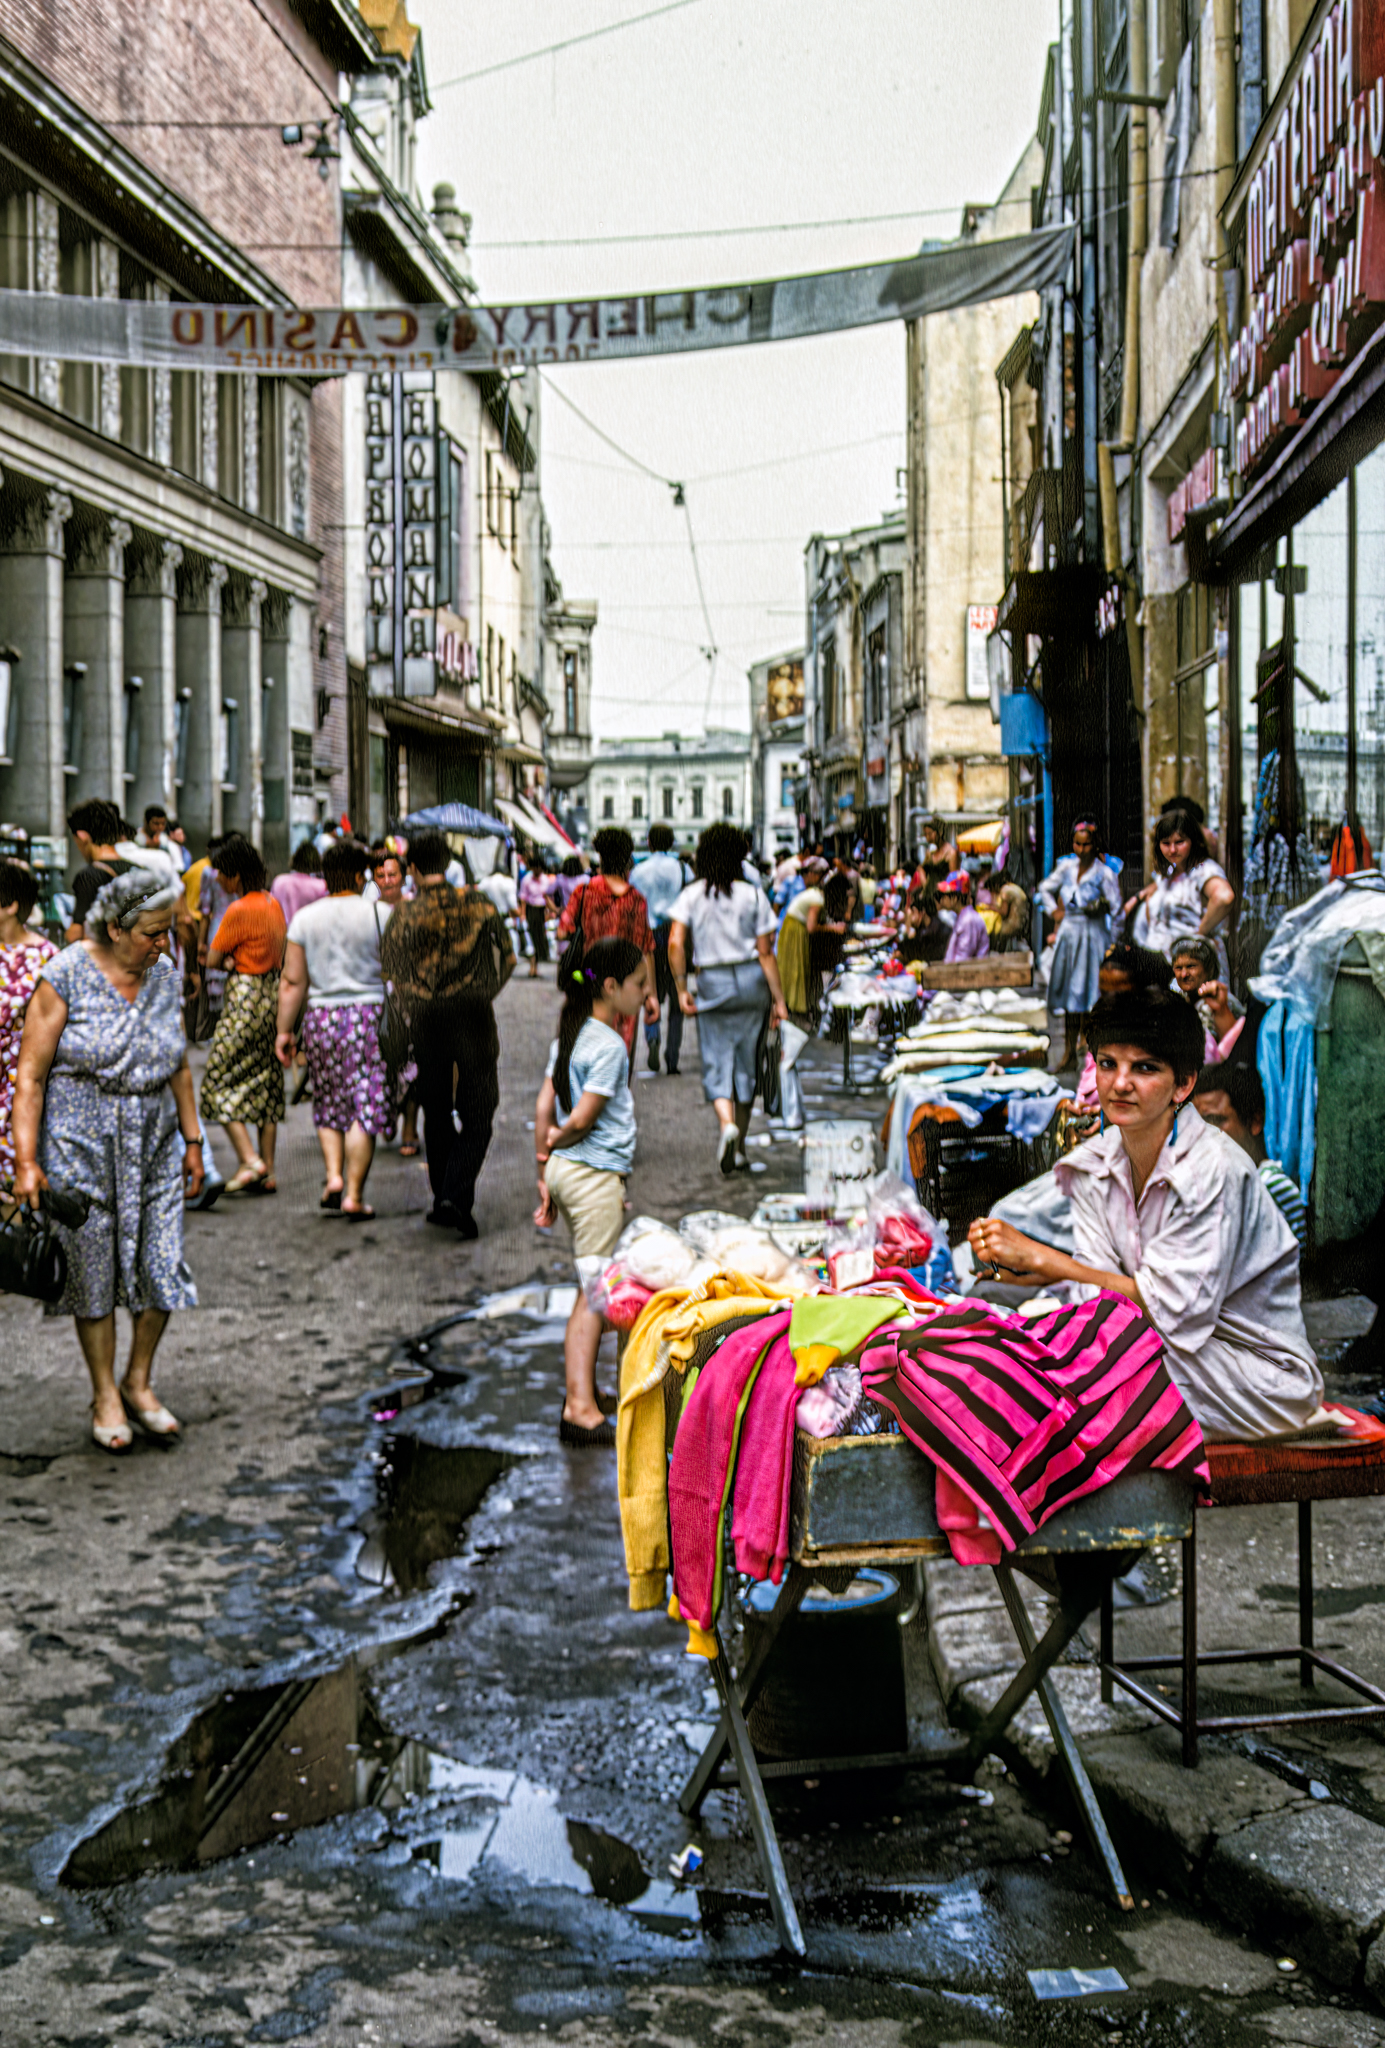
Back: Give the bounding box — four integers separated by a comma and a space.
275, 1029, 297, 1068
182, 1139, 204, 1202
12, 1160, 48, 1212
678, 989, 697, 1017
967, 1216, 1054, 1285
1044, 929, 1058, 948
1199, 980, 1237, 1035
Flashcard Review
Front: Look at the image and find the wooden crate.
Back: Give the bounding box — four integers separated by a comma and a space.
909, 950, 1034, 991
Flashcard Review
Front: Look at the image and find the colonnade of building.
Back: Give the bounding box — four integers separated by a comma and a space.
0, 469, 311, 867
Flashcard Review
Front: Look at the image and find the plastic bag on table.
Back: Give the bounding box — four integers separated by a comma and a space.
824, 1220, 875, 1291
683, 1210, 820, 1291
579, 1257, 655, 1329
610, 1215, 703, 1291
864, 1168, 946, 1271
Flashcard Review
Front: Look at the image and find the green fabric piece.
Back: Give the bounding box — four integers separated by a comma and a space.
679, 1365, 702, 1417
787, 1292, 907, 1363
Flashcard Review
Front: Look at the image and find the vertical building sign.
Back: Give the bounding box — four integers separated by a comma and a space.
365, 370, 437, 698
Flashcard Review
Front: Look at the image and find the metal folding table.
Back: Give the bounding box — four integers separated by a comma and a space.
678, 1430, 1194, 1956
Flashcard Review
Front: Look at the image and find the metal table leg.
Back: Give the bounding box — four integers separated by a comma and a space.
708, 1612, 807, 1958
679, 1566, 810, 1818
1299, 1499, 1315, 1691
990, 1566, 1135, 1911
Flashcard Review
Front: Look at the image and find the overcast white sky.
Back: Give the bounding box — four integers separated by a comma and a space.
409, 0, 1055, 737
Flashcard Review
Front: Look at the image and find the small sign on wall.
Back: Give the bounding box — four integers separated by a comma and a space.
966, 605, 998, 701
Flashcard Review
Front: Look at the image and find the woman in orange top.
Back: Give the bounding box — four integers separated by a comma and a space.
201, 835, 287, 1194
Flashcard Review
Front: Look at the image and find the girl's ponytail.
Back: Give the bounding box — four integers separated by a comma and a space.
552, 934, 645, 1113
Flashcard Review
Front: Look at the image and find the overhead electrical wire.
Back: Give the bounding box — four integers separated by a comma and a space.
429, 0, 705, 92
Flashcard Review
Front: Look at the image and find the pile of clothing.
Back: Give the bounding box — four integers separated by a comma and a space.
615, 1274, 1209, 1659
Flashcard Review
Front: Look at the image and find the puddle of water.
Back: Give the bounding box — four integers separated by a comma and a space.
61, 1659, 703, 1936
357, 1436, 511, 1594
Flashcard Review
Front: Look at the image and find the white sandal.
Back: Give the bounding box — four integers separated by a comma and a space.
91, 1405, 133, 1454
120, 1390, 181, 1440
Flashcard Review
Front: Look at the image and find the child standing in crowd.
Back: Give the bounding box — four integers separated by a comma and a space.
533, 936, 648, 1449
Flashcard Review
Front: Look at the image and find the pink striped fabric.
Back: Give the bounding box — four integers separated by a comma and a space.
858, 1292, 1208, 1565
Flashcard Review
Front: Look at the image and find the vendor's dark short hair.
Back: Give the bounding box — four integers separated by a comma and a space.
0, 855, 39, 921
592, 825, 634, 878
406, 828, 450, 876
647, 822, 675, 853
1193, 1060, 1265, 1128
66, 797, 121, 843
1102, 940, 1170, 989
1084, 988, 1205, 1081
323, 839, 370, 891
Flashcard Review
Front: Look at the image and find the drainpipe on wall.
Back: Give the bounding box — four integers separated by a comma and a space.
1096, 0, 1147, 805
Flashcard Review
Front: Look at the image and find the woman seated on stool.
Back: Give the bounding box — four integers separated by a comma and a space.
968, 988, 1321, 1442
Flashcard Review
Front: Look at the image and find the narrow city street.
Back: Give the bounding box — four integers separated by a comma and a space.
0, 972, 1382, 2046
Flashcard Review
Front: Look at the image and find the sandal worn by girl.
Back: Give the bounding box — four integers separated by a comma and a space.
121, 1390, 181, 1440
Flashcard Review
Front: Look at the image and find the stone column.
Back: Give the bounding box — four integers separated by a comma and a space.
261, 588, 293, 871
0, 485, 72, 835
64, 512, 132, 809
176, 553, 228, 844
150, 282, 172, 467
221, 572, 265, 846
125, 533, 182, 817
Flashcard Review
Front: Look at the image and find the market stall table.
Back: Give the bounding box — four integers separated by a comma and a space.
677, 1429, 1195, 1955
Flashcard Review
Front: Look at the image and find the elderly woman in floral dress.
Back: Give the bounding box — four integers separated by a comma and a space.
12, 867, 203, 1452
0, 856, 56, 1189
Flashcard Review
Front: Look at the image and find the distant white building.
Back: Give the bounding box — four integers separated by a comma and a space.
587, 730, 751, 853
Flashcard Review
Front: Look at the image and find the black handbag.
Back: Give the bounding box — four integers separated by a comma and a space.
757, 1018, 783, 1120
556, 879, 587, 987
0, 1186, 88, 1306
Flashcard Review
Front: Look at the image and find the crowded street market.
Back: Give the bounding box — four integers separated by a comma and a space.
8, 0, 1385, 2043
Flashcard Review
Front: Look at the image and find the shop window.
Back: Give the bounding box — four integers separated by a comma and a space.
691, 785, 704, 819
602, 793, 614, 820
220, 698, 239, 792
217, 376, 243, 504
631, 794, 643, 820
174, 687, 191, 790
780, 769, 795, 808
822, 636, 838, 739
368, 732, 387, 842
58, 229, 96, 426
0, 654, 14, 763
258, 380, 282, 525
721, 787, 734, 817
866, 624, 886, 726
1294, 477, 1350, 852
662, 785, 674, 818
171, 369, 198, 479
123, 674, 142, 787
564, 652, 577, 734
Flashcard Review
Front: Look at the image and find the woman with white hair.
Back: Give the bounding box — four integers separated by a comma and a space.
11, 866, 203, 1453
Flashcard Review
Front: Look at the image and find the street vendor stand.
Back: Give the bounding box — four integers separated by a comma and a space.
679, 1431, 1194, 1954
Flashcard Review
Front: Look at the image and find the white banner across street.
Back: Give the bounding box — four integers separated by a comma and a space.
0, 225, 1074, 374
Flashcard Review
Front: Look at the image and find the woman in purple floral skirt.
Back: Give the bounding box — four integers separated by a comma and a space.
274, 839, 411, 1220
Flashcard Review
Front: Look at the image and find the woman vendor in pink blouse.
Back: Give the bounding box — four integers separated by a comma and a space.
969, 988, 1321, 1443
